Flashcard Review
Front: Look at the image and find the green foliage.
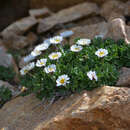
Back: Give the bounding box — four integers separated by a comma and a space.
0, 86, 12, 107
20, 38, 130, 100
0, 66, 15, 82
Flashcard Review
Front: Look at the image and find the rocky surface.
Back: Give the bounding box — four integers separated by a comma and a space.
30, 0, 86, 12
124, 1, 130, 16
0, 46, 14, 68
37, 2, 99, 33
126, 25, 130, 41
69, 22, 108, 44
1, 16, 37, 37
3, 32, 38, 50
0, 86, 130, 130
100, 0, 125, 21
30, 0, 128, 12
0, 0, 129, 32
106, 18, 130, 44
117, 67, 130, 87
29, 8, 52, 19
0, 80, 19, 97
38, 86, 130, 130
68, 18, 130, 44
0, 42, 19, 83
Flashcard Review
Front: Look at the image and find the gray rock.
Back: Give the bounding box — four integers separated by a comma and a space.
0, 80, 18, 96
124, 1, 130, 16
1, 16, 37, 37
116, 67, 130, 87
69, 22, 108, 44
0, 46, 13, 68
105, 18, 130, 44
37, 2, 99, 33
29, 7, 51, 18
3, 32, 38, 50
100, 0, 125, 21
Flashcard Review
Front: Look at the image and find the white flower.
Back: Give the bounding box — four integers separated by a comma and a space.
56, 75, 70, 86
23, 54, 35, 63
70, 45, 83, 52
87, 71, 98, 81
50, 36, 63, 44
44, 39, 51, 46
27, 62, 35, 70
95, 48, 108, 58
77, 39, 91, 46
35, 42, 49, 51
49, 52, 62, 60
31, 49, 41, 57
44, 64, 56, 73
20, 66, 29, 75
20, 62, 35, 75
36, 58, 47, 67
31, 42, 50, 57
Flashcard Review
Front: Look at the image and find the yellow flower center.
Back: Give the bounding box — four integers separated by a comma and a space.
36, 50, 40, 54
55, 39, 60, 42
82, 41, 86, 45
99, 51, 104, 56
49, 68, 53, 71
60, 78, 65, 84
40, 62, 44, 65
52, 54, 58, 59
24, 69, 28, 73
75, 47, 80, 50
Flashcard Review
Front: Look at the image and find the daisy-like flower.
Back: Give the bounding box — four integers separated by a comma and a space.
87, 71, 98, 81
20, 62, 35, 75
36, 58, 47, 67
26, 62, 35, 70
31, 49, 41, 57
23, 54, 35, 63
50, 36, 63, 44
70, 45, 83, 52
35, 42, 49, 51
44, 39, 51, 45
95, 48, 108, 58
20, 66, 29, 75
44, 64, 56, 73
77, 39, 91, 46
56, 75, 70, 86
49, 52, 62, 60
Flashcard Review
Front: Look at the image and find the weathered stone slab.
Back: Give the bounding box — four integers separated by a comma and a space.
124, 1, 130, 16
69, 22, 108, 44
1, 16, 37, 37
106, 18, 130, 44
0, 80, 19, 96
37, 2, 99, 33
29, 7, 51, 18
117, 67, 130, 87
3, 32, 38, 50
0, 86, 130, 130
100, 0, 125, 21
0, 46, 13, 67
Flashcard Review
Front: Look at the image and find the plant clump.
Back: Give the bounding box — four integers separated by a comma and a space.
20, 36, 130, 100
0, 86, 12, 107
